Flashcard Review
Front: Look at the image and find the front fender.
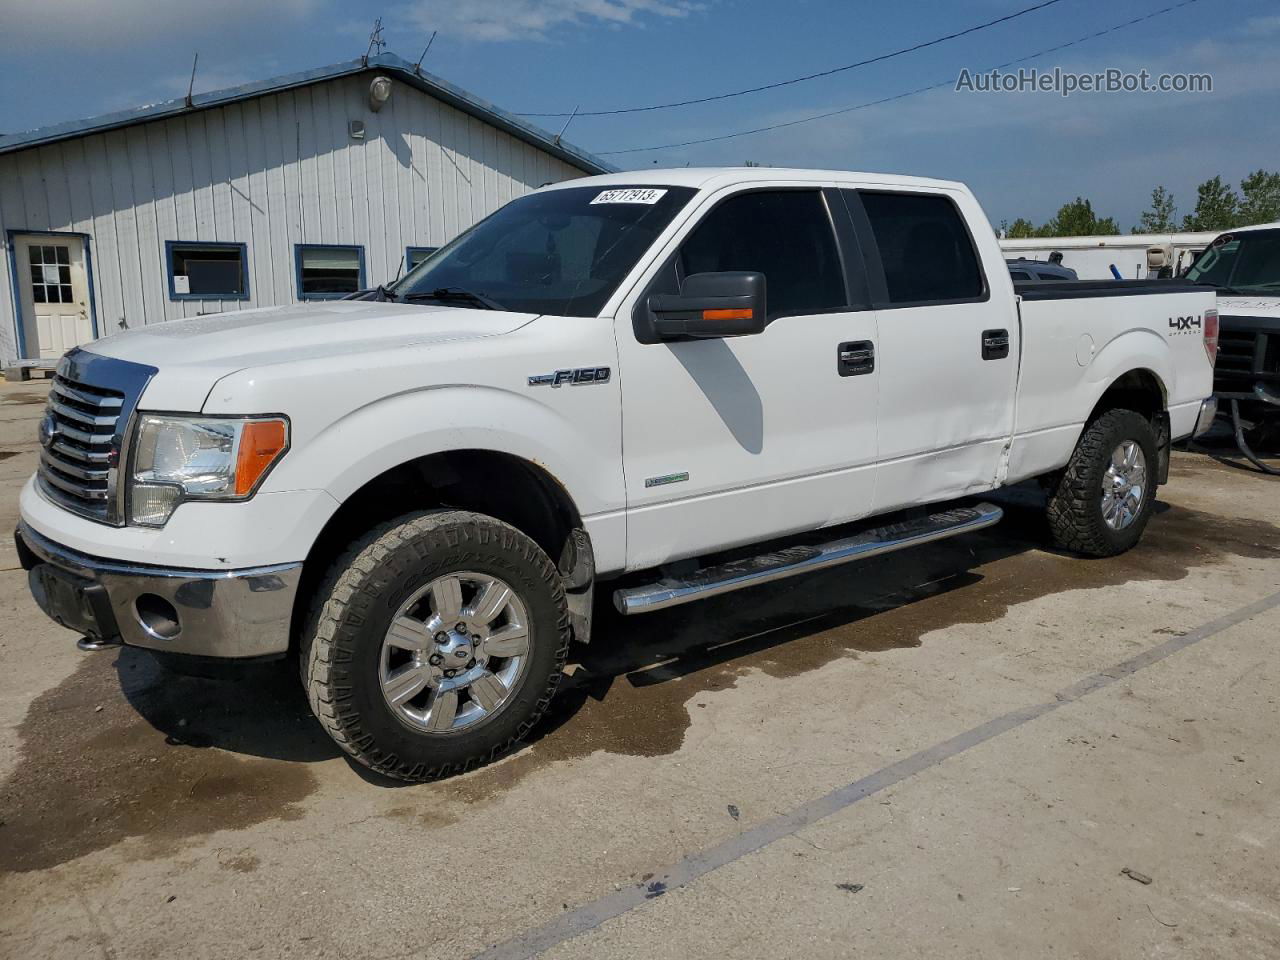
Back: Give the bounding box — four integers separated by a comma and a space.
292, 384, 621, 514
202, 317, 626, 571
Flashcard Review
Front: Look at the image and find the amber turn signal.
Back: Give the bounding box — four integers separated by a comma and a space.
702, 308, 754, 321
235, 419, 289, 496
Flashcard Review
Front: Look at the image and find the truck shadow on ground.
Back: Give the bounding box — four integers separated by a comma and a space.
3, 482, 1278, 870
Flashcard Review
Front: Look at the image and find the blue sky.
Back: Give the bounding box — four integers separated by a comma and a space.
1, 0, 1277, 230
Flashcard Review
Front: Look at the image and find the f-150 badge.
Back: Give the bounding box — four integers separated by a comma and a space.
528, 367, 611, 387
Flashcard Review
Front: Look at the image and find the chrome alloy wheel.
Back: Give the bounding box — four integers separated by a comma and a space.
1101, 440, 1148, 531
379, 571, 530, 734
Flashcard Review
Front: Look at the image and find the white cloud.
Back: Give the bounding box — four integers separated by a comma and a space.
1240, 14, 1280, 36
394, 0, 703, 42
0, 0, 319, 49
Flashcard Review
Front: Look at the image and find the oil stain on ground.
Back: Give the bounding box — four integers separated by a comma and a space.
0, 651, 330, 873
398, 491, 1280, 812
5, 488, 1279, 857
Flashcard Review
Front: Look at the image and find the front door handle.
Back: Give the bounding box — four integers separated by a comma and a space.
838, 340, 875, 377
982, 329, 1010, 361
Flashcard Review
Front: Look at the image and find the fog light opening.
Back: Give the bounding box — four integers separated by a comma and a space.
135, 594, 181, 641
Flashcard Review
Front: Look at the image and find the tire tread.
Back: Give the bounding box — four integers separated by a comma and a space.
1046, 408, 1156, 557
302, 510, 569, 782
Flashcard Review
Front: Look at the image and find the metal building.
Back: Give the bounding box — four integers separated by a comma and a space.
0, 52, 610, 367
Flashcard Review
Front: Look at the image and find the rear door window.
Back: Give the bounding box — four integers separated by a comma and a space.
859, 192, 985, 305
677, 190, 846, 318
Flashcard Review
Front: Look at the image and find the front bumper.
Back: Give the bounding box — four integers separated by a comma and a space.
16, 522, 301, 659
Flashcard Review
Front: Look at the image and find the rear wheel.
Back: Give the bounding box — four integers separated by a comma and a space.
1046, 408, 1158, 557
302, 510, 569, 781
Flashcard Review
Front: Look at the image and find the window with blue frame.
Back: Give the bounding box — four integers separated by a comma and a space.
406, 246, 439, 270
296, 244, 365, 298
166, 241, 248, 300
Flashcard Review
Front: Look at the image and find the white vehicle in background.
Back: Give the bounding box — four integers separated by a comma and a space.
17, 168, 1218, 781
1001, 232, 1218, 280
1183, 222, 1280, 465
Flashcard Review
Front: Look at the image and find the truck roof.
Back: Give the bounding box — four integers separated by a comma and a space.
1225, 221, 1280, 234
541, 167, 969, 193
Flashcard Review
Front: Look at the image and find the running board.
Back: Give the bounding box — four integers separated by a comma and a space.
613, 502, 1003, 615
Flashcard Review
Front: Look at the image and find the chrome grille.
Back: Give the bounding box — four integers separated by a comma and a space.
36, 350, 156, 526
38, 375, 123, 521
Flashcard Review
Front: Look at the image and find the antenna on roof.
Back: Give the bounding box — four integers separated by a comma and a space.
185, 52, 199, 108
553, 105, 579, 146
414, 31, 437, 75
363, 18, 386, 66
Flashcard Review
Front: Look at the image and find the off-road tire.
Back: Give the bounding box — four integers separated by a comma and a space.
302, 509, 570, 781
1046, 408, 1158, 557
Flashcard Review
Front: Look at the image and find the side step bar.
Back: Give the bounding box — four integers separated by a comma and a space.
614, 502, 1003, 615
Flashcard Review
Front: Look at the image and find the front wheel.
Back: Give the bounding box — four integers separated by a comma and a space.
302, 510, 570, 781
1046, 408, 1158, 557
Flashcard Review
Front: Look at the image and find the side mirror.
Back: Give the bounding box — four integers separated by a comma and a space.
646, 272, 767, 340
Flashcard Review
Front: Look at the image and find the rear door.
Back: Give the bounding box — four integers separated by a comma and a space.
615, 185, 881, 571
841, 189, 1020, 511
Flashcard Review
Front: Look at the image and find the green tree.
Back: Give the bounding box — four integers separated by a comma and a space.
1134, 186, 1177, 233
1043, 197, 1119, 237
1238, 169, 1280, 226
1181, 176, 1240, 231
1005, 217, 1038, 238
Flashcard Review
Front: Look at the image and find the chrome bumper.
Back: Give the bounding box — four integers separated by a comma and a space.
1192, 397, 1219, 438
16, 522, 301, 659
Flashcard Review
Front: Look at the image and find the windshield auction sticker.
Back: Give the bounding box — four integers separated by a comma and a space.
590, 188, 668, 205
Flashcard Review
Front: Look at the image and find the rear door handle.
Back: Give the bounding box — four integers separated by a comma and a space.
838, 340, 875, 377
982, 329, 1010, 361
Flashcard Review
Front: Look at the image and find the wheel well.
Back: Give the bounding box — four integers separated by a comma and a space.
290, 451, 583, 652
1088, 369, 1166, 422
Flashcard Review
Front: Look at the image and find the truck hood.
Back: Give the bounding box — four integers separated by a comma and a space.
84, 301, 538, 410
1216, 294, 1280, 318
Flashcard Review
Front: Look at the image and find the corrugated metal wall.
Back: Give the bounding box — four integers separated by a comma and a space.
0, 73, 586, 360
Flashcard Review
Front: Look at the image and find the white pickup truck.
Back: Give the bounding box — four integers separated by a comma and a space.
18, 168, 1219, 781
1181, 222, 1280, 463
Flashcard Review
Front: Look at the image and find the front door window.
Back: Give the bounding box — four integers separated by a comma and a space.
28, 244, 73, 305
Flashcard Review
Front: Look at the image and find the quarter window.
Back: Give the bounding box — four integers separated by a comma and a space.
167, 242, 248, 299
296, 244, 365, 298
859, 192, 985, 305
678, 190, 846, 318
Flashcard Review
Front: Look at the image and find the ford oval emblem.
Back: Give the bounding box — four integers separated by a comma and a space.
38, 413, 57, 449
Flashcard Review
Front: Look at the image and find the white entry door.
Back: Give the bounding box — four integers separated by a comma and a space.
13, 234, 95, 359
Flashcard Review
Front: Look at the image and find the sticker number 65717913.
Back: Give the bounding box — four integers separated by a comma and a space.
590, 188, 668, 205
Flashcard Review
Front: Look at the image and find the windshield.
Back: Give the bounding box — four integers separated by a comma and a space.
1185, 228, 1280, 293
390, 185, 696, 316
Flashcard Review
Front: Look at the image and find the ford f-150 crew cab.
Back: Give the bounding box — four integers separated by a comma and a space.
17, 168, 1219, 781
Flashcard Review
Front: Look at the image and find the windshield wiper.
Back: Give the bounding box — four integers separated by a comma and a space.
402, 286, 504, 310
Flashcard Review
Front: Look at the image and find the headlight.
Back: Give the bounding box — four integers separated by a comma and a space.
129, 415, 289, 527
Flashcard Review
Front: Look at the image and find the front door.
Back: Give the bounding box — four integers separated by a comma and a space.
13, 234, 95, 359
616, 186, 880, 572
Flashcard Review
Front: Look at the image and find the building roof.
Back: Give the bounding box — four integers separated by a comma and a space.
0, 52, 613, 175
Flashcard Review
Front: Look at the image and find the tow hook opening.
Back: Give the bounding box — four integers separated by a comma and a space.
135, 593, 182, 641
